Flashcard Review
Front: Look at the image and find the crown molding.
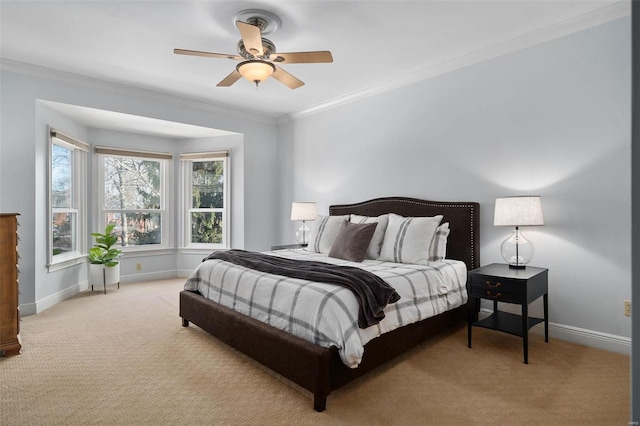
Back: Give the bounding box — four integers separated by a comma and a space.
0, 58, 276, 125
280, 1, 631, 124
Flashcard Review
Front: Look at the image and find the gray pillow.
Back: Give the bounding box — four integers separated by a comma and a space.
328, 221, 378, 262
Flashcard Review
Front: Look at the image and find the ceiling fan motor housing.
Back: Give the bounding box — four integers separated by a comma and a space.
246, 16, 268, 31
237, 38, 276, 60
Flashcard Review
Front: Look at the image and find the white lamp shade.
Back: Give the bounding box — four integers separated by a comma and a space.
494, 196, 544, 227
290, 202, 317, 221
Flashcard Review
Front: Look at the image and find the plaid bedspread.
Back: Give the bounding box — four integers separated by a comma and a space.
184, 248, 467, 368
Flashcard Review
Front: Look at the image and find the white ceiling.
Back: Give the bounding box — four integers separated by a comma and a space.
0, 0, 629, 125
40, 100, 238, 139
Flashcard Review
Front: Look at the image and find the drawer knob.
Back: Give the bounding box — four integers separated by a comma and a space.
486, 281, 502, 288
486, 290, 502, 298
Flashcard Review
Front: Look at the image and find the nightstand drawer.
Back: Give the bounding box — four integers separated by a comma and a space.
469, 276, 525, 303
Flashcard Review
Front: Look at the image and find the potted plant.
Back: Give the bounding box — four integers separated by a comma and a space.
88, 224, 122, 292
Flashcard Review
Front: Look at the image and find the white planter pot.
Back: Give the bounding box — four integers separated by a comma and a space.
90, 263, 120, 288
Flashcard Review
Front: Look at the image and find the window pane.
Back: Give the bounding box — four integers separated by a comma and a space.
192, 161, 224, 209
107, 212, 161, 247
191, 211, 222, 244
52, 144, 72, 208
52, 212, 76, 256
104, 157, 161, 210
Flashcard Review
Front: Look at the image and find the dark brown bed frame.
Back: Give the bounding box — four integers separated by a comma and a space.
180, 197, 480, 411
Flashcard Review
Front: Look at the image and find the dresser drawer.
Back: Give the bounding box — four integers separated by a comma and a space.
469, 275, 525, 303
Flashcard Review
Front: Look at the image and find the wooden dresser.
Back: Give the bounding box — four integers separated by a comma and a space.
0, 213, 21, 356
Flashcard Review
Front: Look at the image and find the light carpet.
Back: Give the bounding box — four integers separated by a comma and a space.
0, 278, 630, 425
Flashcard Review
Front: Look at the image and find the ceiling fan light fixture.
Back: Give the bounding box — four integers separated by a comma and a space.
237, 60, 275, 87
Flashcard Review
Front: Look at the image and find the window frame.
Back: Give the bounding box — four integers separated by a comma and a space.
180, 151, 230, 250
95, 147, 172, 252
48, 128, 88, 271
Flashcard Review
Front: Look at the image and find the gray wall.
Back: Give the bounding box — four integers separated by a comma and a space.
277, 17, 632, 352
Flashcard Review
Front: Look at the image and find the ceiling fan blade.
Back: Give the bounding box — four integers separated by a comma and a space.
236, 21, 263, 57
272, 66, 304, 89
270, 51, 333, 64
216, 70, 242, 87
174, 48, 241, 61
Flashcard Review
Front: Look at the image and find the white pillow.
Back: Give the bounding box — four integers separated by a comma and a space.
307, 215, 349, 254
350, 214, 389, 259
379, 213, 443, 265
428, 222, 450, 262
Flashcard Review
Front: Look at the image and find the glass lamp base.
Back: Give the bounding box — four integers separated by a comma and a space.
295, 222, 310, 245
501, 227, 534, 269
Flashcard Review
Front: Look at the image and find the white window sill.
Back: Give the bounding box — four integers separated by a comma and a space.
120, 247, 176, 258
178, 247, 228, 256
48, 255, 87, 272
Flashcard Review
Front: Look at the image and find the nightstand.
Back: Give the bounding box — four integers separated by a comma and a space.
271, 243, 308, 250
467, 263, 548, 364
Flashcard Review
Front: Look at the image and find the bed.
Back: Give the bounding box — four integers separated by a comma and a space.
180, 196, 480, 411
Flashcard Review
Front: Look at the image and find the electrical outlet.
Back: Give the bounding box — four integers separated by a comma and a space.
624, 300, 631, 317
135, 263, 142, 271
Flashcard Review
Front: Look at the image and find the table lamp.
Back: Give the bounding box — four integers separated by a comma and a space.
290, 202, 316, 245
494, 196, 544, 269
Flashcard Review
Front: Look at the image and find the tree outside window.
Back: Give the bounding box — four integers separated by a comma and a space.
100, 153, 167, 247
51, 143, 77, 256
181, 153, 228, 248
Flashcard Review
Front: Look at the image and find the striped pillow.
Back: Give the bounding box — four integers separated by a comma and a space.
307, 215, 349, 254
428, 222, 450, 262
379, 213, 443, 265
350, 214, 389, 259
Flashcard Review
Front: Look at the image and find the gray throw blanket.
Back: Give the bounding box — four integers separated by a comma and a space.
204, 249, 401, 329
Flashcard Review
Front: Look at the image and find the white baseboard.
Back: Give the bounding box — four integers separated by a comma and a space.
539, 322, 631, 356
25, 280, 90, 315
119, 270, 177, 284
479, 308, 631, 355
19, 303, 37, 316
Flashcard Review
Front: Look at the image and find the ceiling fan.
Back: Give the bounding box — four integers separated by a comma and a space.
174, 9, 333, 89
